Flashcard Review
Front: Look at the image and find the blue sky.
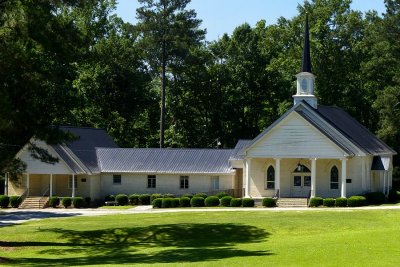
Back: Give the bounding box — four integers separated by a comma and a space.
115, 0, 386, 41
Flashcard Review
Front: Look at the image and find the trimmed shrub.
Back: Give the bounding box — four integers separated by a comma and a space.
179, 197, 191, 207
162, 198, 172, 208
49, 196, 60, 208
335, 197, 347, 207
84, 197, 91, 207
115, 194, 129, 206
220, 196, 232, 207
194, 193, 207, 199
262, 198, 276, 208
323, 198, 335, 207
163, 193, 175, 198
242, 198, 255, 207
347, 196, 367, 207
129, 194, 140, 205
105, 194, 115, 202
182, 194, 193, 199
388, 190, 400, 203
9, 196, 22, 208
62, 197, 72, 208
205, 196, 220, 207
309, 197, 323, 207
139, 194, 151, 205
151, 194, 162, 202
230, 198, 242, 207
171, 198, 180, 208
190, 197, 205, 207
73, 197, 84, 208
216, 192, 229, 199
365, 192, 386, 205
0, 195, 10, 208
152, 198, 162, 208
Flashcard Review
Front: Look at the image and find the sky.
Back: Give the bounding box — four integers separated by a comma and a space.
115, 0, 386, 41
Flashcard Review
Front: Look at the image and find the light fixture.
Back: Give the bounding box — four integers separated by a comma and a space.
297, 160, 302, 172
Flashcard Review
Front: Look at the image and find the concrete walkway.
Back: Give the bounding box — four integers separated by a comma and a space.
1, 204, 399, 226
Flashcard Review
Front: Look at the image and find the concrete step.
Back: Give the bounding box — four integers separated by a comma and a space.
19, 197, 49, 209
277, 198, 308, 208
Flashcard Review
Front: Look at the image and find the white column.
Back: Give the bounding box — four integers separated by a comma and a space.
245, 158, 252, 198
383, 171, 388, 196
72, 174, 75, 198
311, 158, 317, 198
341, 158, 347, 198
27, 173, 30, 196
50, 174, 53, 197
275, 158, 281, 197
361, 158, 367, 192
4, 173, 8, 195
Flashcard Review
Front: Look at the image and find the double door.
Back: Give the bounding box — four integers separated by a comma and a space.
292, 174, 311, 197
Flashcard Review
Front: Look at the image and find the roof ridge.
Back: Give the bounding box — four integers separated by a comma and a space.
96, 147, 234, 151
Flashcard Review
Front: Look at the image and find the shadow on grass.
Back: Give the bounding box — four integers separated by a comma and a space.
7, 223, 272, 265
0, 211, 81, 227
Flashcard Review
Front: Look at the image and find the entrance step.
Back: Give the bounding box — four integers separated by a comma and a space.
276, 198, 308, 208
19, 196, 49, 209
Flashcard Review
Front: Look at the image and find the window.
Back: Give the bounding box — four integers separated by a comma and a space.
211, 176, 219, 190
301, 79, 308, 94
304, 176, 311, 187
113, 174, 121, 185
68, 176, 78, 189
148, 175, 156, 188
266, 166, 275, 189
180, 176, 189, 189
330, 166, 339, 189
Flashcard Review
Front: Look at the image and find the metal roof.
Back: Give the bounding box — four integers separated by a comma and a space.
229, 139, 252, 160
97, 148, 235, 174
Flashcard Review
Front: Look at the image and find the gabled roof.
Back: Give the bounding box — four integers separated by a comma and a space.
96, 148, 235, 174
229, 139, 252, 160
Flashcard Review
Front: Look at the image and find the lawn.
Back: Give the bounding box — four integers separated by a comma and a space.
1, 209, 400, 266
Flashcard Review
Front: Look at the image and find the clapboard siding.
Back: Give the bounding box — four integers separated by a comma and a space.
247, 112, 345, 158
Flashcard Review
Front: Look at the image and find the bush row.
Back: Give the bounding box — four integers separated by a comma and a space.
309, 196, 366, 207
152, 196, 256, 208
0, 195, 23, 208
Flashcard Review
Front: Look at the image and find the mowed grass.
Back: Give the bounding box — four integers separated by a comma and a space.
1, 209, 400, 266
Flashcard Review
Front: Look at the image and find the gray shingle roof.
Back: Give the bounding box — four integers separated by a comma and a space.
97, 148, 235, 174
229, 139, 252, 160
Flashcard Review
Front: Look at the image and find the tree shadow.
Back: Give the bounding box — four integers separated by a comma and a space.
7, 223, 272, 265
0, 211, 81, 227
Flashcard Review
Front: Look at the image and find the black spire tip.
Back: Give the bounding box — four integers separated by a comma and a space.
301, 14, 312, 73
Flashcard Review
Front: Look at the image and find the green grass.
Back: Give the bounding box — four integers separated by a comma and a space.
1, 210, 400, 266
98, 205, 135, 210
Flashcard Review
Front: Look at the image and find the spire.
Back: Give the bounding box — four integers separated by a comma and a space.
301, 14, 312, 73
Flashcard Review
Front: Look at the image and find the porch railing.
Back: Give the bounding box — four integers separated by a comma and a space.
307, 189, 312, 207
273, 189, 280, 200
39, 187, 50, 208
17, 188, 28, 203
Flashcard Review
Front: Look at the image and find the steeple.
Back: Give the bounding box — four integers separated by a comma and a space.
293, 13, 317, 108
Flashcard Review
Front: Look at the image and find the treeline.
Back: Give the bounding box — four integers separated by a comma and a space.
0, 0, 400, 174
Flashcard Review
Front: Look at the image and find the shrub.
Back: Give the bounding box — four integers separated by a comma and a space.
9, 196, 22, 208
388, 190, 400, 203
73, 197, 84, 208
335, 197, 347, 207
182, 194, 193, 199
171, 198, 180, 208
49, 196, 60, 208
323, 198, 335, 207
190, 197, 205, 207
220, 196, 232, 207
309, 197, 323, 207
151, 194, 162, 202
230, 198, 242, 207
162, 198, 172, 208
365, 192, 386, 205
194, 193, 207, 199
129, 194, 140, 205
216, 192, 229, 199
62, 197, 72, 208
105, 194, 115, 202
242, 198, 255, 207
179, 197, 191, 207
262, 198, 276, 208
0, 195, 10, 208
347, 196, 367, 207
115, 194, 129, 206
163, 193, 175, 198
152, 198, 162, 208
205, 196, 220, 207
84, 197, 91, 207
139, 194, 151, 205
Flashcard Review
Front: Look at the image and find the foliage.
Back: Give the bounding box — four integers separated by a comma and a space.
163, 194, 175, 198
323, 198, 335, 207
151, 194, 163, 202
388, 190, 400, 203
335, 197, 348, 207
105, 195, 115, 202
139, 194, 151, 205
152, 198, 162, 208
0, 195, 10, 208
230, 198, 242, 207
115, 194, 129, 206
62, 197, 72, 208
364, 192, 386, 205
262, 198, 276, 208
193, 193, 207, 199
179, 197, 191, 207
84, 197, 91, 207
242, 198, 255, 207
205, 196, 220, 207
161, 198, 172, 208
309, 197, 323, 207
9, 195, 22, 208
182, 194, 193, 199
49, 196, 60, 208
347, 196, 367, 207
190, 197, 204, 207
171, 198, 180, 208
216, 192, 229, 199
129, 194, 140, 205
73, 197, 84, 208
220, 196, 233, 207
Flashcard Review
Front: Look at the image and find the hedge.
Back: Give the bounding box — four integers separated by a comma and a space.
171, 198, 180, 208
205, 196, 220, 207
163, 193, 175, 198
150, 194, 162, 202
139, 194, 151, 205
323, 198, 335, 207
347, 196, 367, 207
0, 195, 10, 208
365, 192, 385, 205
84, 197, 91, 207
73, 197, 84, 208
116, 194, 129, 206
230, 198, 242, 207
129, 194, 140, 205
162, 198, 172, 208
190, 197, 204, 207
9, 196, 22, 208
104, 194, 115, 202
182, 194, 193, 199
335, 197, 347, 207
242, 198, 255, 207
309, 197, 323, 207
262, 198, 276, 208
179, 197, 191, 207
62, 197, 72, 208
220, 196, 232, 207
49, 196, 60, 208
194, 193, 207, 199
388, 190, 400, 203
152, 198, 162, 208
216, 192, 229, 199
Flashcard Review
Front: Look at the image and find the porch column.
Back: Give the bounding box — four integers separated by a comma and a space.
383, 171, 388, 196
361, 158, 367, 192
27, 173, 30, 196
245, 158, 252, 198
72, 174, 75, 198
341, 158, 347, 198
50, 174, 53, 197
311, 158, 317, 198
275, 158, 281, 197
4, 173, 8, 195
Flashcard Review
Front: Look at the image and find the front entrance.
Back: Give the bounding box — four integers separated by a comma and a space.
291, 164, 311, 197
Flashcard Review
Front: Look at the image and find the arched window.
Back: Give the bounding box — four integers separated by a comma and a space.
330, 166, 339, 189
266, 166, 275, 189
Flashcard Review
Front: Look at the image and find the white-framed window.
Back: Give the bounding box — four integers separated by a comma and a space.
211, 176, 219, 190
266, 166, 275, 189
330, 166, 339, 189
68, 176, 78, 189
180, 176, 189, 189
148, 175, 156, 188
113, 174, 122, 185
